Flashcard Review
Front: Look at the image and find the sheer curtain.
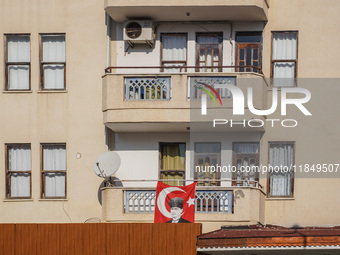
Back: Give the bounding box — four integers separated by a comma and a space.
43, 145, 66, 197
272, 32, 297, 87
162, 35, 187, 72
42, 35, 65, 89
233, 143, 259, 154
269, 144, 294, 196
7, 35, 30, 90
9, 145, 31, 197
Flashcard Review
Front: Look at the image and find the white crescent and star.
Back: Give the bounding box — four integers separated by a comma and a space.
157, 187, 195, 218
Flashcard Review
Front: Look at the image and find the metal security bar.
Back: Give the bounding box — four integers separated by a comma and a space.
124, 189, 233, 214
189, 76, 236, 100
125, 77, 171, 100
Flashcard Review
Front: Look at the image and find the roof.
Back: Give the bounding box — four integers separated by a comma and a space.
197, 224, 340, 249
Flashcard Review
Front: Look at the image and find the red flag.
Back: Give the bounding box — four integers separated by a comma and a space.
154, 182, 197, 223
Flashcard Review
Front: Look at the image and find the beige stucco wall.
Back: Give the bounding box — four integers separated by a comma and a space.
0, 0, 107, 223
1, 0, 340, 231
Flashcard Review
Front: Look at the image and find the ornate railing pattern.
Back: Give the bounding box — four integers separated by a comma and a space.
189, 76, 236, 100
125, 77, 171, 100
124, 190, 233, 214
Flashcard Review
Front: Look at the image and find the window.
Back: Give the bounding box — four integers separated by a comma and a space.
161, 34, 187, 72
268, 142, 295, 197
236, 32, 262, 73
40, 34, 66, 90
194, 143, 221, 186
271, 32, 298, 87
196, 33, 223, 72
6, 144, 31, 198
232, 143, 259, 187
5, 34, 30, 90
159, 143, 185, 186
41, 144, 66, 198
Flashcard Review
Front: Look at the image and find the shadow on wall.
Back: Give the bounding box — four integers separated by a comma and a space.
234, 189, 245, 204
97, 177, 123, 205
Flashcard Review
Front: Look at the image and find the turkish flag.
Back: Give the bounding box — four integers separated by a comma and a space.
154, 182, 197, 223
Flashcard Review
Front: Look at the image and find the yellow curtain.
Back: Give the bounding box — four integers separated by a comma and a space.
162, 144, 185, 170
162, 144, 185, 185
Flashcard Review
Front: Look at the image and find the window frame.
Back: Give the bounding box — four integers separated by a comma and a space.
232, 142, 260, 187
5, 143, 32, 199
235, 31, 263, 73
160, 33, 188, 72
4, 34, 31, 91
270, 31, 299, 87
159, 142, 186, 186
267, 141, 295, 198
196, 32, 223, 72
194, 142, 221, 186
40, 143, 67, 199
39, 33, 66, 91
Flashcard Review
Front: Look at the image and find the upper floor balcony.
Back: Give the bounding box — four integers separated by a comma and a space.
102, 67, 268, 132
104, 0, 270, 22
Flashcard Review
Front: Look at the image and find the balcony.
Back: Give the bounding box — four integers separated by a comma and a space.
101, 181, 265, 233
102, 70, 268, 132
104, 0, 269, 22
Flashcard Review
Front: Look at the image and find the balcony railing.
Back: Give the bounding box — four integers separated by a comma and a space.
124, 189, 233, 214
105, 65, 262, 74
126, 77, 171, 100
189, 76, 236, 100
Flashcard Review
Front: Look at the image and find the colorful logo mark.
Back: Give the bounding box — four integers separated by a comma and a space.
196, 82, 223, 115
196, 82, 223, 106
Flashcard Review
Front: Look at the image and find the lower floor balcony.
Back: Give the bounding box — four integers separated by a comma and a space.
101, 181, 265, 233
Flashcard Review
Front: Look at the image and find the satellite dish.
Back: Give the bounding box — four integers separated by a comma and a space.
94, 151, 121, 178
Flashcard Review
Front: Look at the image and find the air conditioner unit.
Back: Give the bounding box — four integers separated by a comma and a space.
123, 20, 155, 47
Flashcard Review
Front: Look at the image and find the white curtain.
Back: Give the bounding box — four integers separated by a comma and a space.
43, 145, 66, 197
42, 35, 65, 89
272, 33, 297, 60
7, 35, 30, 90
45, 173, 66, 197
162, 35, 186, 72
272, 32, 297, 87
233, 143, 259, 153
269, 144, 294, 196
43, 65, 64, 89
197, 36, 220, 44
273, 62, 295, 87
9, 145, 31, 197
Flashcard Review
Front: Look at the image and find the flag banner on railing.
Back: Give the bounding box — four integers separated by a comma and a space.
154, 182, 197, 223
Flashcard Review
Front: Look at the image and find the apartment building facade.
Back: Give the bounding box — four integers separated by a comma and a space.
1, 0, 340, 252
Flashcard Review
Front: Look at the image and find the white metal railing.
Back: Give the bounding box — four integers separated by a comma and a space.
125, 77, 171, 100
124, 189, 233, 214
105, 178, 261, 214
189, 76, 236, 100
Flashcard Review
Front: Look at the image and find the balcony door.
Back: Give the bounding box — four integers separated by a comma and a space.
196, 33, 223, 72
235, 32, 262, 73
232, 143, 259, 187
194, 142, 221, 186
